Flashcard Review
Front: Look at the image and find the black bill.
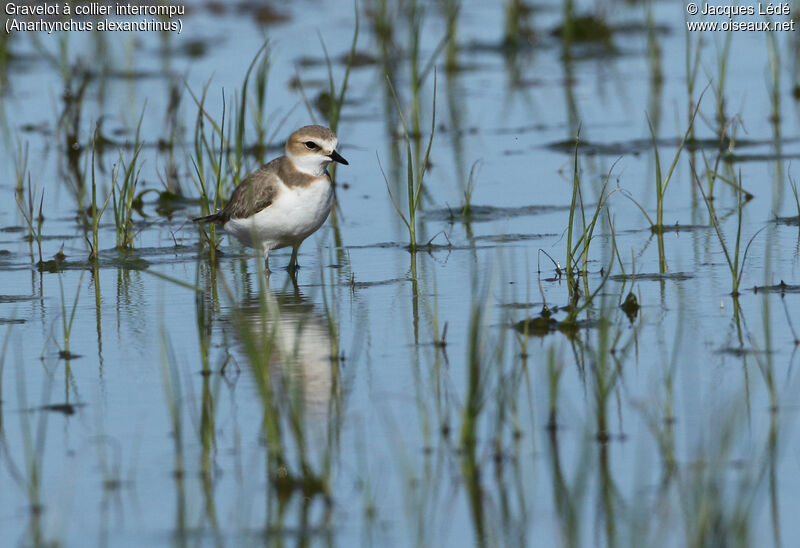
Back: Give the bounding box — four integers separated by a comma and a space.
329, 150, 349, 165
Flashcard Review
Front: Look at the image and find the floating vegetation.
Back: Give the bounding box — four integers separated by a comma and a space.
425, 203, 570, 222
37, 403, 85, 415
608, 272, 693, 282
544, 135, 800, 157
551, 15, 614, 45
752, 281, 800, 295
620, 292, 639, 322
513, 305, 609, 339
773, 215, 799, 227
0, 294, 40, 303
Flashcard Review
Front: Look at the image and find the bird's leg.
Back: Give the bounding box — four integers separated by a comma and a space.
262, 247, 271, 275
287, 245, 300, 276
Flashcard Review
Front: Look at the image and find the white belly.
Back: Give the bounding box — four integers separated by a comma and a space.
223, 179, 333, 251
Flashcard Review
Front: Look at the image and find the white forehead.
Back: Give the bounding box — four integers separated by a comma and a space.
291, 125, 337, 144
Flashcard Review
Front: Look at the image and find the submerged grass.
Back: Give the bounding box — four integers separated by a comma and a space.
765, 17, 781, 126
319, 1, 359, 137
188, 42, 273, 191
564, 131, 619, 302
0, 326, 10, 414
684, 9, 703, 123
233, 41, 270, 185
111, 109, 145, 250
14, 175, 44, 266
14, 138, 28, 197
221, 267, 334, 514
502, 0, 534, 51
789, 174, 800, 225
713, 32, 733, 134
251, 45, 272, 161
13, 353, 52, 545
191, 87, 227, 262
459, 283, 490, 449
379, 72, 436, 253
459, 160, 480, 218
56, 272, 83, 360
88, 126, 111, 262
188, 42, 282, 261
316, 3, 359, 260
693, 158, 761, 297
645, 96, 702, 233
158, 328, 185, 481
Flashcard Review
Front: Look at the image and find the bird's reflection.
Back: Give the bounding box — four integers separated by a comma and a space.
231, 282, 336, 418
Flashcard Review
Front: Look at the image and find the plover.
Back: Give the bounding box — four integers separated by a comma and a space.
193, 125, 348, 273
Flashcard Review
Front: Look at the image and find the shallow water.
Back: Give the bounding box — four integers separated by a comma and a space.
1, 1, 800, 546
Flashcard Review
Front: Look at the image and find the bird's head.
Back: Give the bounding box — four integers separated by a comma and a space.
286, 125, 348, 176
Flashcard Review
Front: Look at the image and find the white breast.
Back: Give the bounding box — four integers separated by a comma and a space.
224, 178, 333, 251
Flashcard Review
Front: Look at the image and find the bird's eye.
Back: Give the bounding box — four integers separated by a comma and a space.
304, 141, 318, 150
